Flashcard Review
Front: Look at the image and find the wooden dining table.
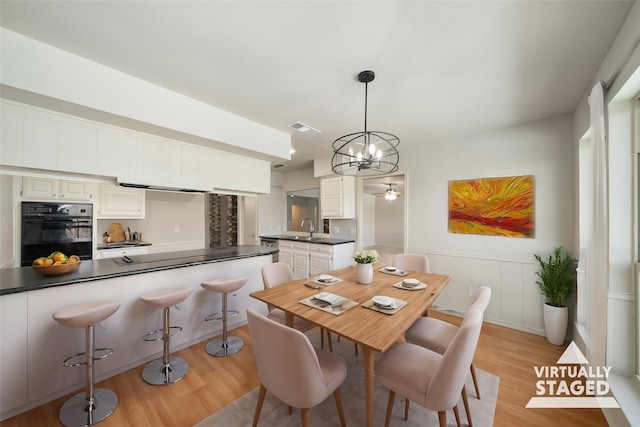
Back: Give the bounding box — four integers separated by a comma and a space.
249, 264, 451, 427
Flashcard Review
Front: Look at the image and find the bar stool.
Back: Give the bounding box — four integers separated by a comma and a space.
52, 300, 121, 427
140, 287, 193, 385
201, 276, 248, 356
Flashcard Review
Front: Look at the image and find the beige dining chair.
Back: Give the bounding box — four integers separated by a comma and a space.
246, 309, 347, 427
405, 286, 491, 401
375, 309, 484, 427
261, 262, 332, 351
393, 253, 430, 273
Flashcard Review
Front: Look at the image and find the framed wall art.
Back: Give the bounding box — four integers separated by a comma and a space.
448, 175, 534, 238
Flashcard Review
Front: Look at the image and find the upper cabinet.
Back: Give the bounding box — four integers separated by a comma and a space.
1, 100, 271, 194
321, 176, 355, 219
22, 177, 96, 201
97, 184, 145, 219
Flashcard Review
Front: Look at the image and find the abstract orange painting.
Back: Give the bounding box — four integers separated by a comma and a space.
448, 175, 534, 238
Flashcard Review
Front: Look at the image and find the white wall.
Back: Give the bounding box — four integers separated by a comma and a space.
374, 196, 404, 249
395, 114, 574, 335
96, 190, 206, 253
406, 114, 575, 261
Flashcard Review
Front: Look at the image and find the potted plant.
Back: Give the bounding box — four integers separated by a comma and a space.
533, 246, 578, 345
353, 249, 379, 284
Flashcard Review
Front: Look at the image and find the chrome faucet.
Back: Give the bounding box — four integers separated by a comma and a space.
301, 217, 314, 239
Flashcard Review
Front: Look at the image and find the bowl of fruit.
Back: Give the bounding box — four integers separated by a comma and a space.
32, 251, 82, 276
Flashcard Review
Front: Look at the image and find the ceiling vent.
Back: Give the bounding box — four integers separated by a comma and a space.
288, 121, 321, 136
272, 163, 286, 169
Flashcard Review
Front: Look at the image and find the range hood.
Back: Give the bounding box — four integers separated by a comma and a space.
117, 178, 211, 193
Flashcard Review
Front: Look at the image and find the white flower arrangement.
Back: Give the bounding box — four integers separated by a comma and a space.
353, 250, 380, 264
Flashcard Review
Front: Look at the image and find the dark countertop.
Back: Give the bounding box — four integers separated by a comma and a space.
0, 246, 277, 296
97, 241, 152, 250
259, 235, 355, 245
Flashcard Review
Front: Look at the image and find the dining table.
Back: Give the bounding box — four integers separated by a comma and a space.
249, 264, 451, 427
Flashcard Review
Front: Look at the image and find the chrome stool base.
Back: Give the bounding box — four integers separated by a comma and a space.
142, 356, 189, 385
206, 336, 244, 357
59, 388, 118, 427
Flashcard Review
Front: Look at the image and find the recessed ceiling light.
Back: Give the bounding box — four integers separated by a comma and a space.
288, 121, 321, 136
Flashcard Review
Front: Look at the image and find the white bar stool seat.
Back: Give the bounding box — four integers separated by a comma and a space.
140, 287, 193, 385
52, 300, 120, 427
201, 276, 248, 357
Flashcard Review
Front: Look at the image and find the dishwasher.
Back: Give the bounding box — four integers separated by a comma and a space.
260, 238, 279, 262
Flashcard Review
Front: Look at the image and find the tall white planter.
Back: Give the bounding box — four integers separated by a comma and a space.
543, 302, 568, 345
356, 263, 374, 284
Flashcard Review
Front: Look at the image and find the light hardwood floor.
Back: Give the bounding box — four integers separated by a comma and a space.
3, 311, 608, 426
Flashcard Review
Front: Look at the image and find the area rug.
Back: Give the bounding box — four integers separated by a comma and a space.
195, 330, 499, 427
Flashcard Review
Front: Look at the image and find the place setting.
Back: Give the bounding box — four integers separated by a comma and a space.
378, 265, 409, 276
362, 295, 407, 315
299, 291, 358, 315
310, 274, 343, 285
393, 277, 428, 291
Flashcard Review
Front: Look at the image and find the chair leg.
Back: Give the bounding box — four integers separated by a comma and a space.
462, 385, 473, 427
252, 384, 267, 427
438, 411, 447, 427
453, 404, 461, 427
327, 330, 333, 352
288, 406, 292, 415
404, 398, 410, 420
385, 390, 395, 427
333, 388, 347, 427
301, 408, 310, 427
470, 363, 481, 399
321, 328, 325, 349
354, 342, 358, 356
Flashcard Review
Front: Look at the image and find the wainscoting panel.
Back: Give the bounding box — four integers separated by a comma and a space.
426, 252, 545, 335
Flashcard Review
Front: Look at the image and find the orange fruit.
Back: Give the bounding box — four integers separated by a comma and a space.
52, 252, 66, 262
43, 258, 54, 266
53, 260, 63, 266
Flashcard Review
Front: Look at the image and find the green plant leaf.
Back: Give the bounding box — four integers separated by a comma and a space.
533, 246, 577, 307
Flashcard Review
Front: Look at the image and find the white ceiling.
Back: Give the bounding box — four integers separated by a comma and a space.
0, 0, 634, 179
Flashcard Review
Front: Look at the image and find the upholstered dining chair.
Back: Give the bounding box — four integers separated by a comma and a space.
261, 262, 332, 351
393, 253, 430, 273
246, 309, 347, 427
375, 309, 484, 427
405, 286, 492, 402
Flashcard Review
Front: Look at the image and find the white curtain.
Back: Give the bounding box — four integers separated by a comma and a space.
586, 81, 609, 367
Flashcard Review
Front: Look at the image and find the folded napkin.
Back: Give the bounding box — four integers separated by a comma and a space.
378, 267, 409, 277
312, 292, 349, 308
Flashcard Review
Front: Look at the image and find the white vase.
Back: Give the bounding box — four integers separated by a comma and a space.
357, 263, 374, 284
543, 302, 568, 345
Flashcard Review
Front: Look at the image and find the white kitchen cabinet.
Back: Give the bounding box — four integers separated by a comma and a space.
321, 176, 355, 219
309, 244, 332, 276
22, 178, 96, 201
59, 181, 97, 201
277, 240, 294, 271
98, 246, 149, 259
0, 293, 28, 414
96, 124, 135, 178
219, 152, 270, 193
22, 177, 59, 200
23, 107, 58, 171
97, 184, 145, 219
292, 241, 310, 279
1, 101, 24, 166
57, 116, 97, 174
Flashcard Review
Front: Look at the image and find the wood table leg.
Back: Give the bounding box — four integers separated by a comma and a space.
362, 346, 374, 427
285, 312, 294, 328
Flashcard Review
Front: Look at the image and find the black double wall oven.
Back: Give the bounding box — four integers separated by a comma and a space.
21, 202, 93, 266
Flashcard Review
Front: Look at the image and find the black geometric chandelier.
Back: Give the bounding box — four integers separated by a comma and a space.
331, 70, 400, 176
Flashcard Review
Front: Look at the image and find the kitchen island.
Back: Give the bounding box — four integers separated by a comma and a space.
0, 246, 276, 420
